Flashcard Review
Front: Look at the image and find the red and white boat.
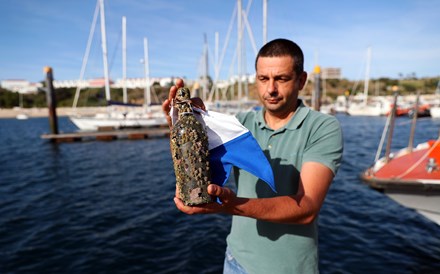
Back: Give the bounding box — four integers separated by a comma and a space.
361, 93, 440, 226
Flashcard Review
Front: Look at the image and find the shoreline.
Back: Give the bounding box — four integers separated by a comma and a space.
0, 107, 108, 118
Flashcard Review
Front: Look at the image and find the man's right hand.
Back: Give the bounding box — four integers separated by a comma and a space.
162, 79, 207, 127
162, 78, 184, 128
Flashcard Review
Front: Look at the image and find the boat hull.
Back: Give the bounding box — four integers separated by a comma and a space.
387, 190, 440, 226
69, 105, 168, 131
361, 141, 440, 225
431, 106, 440, 118
70, 115, 167, 131
362, 175, 440, 225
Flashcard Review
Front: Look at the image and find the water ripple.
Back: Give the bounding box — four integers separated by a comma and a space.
0, 116, 439, 273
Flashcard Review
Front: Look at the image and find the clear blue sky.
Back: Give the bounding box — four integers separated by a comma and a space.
0, 0, 439, 83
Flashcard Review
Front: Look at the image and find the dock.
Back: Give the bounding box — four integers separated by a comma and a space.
41, 127, 170, 143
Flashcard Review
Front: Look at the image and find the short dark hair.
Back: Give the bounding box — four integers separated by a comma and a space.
255, 38, 304, 74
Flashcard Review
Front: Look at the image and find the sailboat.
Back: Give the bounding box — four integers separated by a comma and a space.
361, 92, 440, 225
15, 92, 29, 120
346, 47, 392, 116
69, 0, 166, 131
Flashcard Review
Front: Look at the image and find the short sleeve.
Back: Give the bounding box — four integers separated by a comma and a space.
302, 116, 343, 175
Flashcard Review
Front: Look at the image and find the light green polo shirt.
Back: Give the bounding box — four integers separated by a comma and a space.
227, 100, 343, 274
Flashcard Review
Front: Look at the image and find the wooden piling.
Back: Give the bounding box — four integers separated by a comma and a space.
312, 65, 322, 111
44, 67, 59, 135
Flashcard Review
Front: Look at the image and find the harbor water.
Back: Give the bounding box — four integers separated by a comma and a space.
1, 115, 440, 273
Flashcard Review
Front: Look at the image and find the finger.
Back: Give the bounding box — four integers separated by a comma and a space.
174, 197, 205, 215
168, 85, 178, 102
175, 78, 184, 89
175, 184, 180, 198
168, 79, 184, 101
208, 184, 224, 197
162, 98, 171, 113
173, 197, 192, 214
162, 99, 172, 127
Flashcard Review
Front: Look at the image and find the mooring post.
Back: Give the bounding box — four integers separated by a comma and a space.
44, 66, 58, 135
312, 65, 322, 111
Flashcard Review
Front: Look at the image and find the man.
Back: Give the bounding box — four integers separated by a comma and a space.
162, 38, 343, 273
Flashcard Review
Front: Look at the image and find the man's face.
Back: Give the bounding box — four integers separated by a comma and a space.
256, 56, 306, 114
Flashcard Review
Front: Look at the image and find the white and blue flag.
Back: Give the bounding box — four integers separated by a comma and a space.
171, 105, 276, 192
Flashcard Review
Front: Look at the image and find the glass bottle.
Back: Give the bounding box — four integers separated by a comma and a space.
170, 87, 212, 205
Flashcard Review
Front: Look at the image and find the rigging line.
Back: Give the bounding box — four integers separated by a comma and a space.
242, 9, 258, 56
351, 49, 367, 94
216, 5, 237, 82
242, 0, 257, 55
210, 0, 254, 97
73, 0, 100, 109
375, 111, 392, 162
208, 4, 237, 97
108, 29, 122, 76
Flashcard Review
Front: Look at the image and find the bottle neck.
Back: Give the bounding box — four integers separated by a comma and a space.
175, 99, 194, 116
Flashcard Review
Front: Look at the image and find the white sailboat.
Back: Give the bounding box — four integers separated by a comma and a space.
15, 92, 29, 120
69, 0, 166, 131
346, 47, 391, 116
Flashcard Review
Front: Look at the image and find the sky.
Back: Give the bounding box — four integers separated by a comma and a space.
0, 0, 439, 84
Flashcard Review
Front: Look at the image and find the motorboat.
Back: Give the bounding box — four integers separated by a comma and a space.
70, 104, 167, 131
361, 93, 440, 226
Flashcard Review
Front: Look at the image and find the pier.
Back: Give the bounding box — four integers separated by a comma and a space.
38, 67, 170, 143
41, 127, 170, 143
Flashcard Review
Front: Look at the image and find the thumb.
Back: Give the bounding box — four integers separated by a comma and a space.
208, 184, 233, 200
207, 184, 222, 197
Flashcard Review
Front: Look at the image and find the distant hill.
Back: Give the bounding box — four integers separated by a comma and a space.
0, 76, 438, 109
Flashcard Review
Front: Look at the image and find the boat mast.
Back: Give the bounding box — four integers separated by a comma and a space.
363, 46, 371, 106
242, 0, 257, 100
237, 0, 243, 100
143, 37, 151, 109
201, 33, 209, 101
214, 31, 219, 102
122, 16, 127, 103
73, 0, 100, 109
99, 0, 111, 101
263, 0, 267, 45
208, 6, 237, 101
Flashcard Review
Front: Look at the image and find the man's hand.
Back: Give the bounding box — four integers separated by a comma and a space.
162, 79, 207, 128
173, 184, 242, 215
162, 79, 184, 128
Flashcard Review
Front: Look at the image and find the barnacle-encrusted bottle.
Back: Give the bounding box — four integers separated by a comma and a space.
170, 87, 212, 206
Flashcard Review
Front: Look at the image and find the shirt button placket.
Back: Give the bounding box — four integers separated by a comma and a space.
267, 134, 275, 150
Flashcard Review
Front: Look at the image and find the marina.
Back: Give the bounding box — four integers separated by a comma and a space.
1, 116, 440, 273
1, 0, 440, 273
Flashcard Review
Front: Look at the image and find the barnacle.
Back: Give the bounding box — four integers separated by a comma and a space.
170, 88, 212, 206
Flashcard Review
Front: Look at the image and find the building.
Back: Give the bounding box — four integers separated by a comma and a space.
0, 79, 43, 94
321, 67, 342, 80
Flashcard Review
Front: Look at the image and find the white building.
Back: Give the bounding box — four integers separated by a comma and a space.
53, 77, 188, 89
1, 79, 43, 93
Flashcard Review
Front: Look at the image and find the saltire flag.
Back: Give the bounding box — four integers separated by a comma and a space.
170, 105, 276, 192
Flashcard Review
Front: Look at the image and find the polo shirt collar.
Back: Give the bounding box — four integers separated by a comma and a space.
257, 99, 310, 130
